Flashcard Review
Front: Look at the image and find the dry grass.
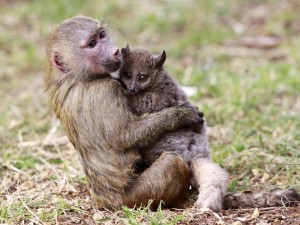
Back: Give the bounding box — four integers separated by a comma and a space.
0, 0, 299, 224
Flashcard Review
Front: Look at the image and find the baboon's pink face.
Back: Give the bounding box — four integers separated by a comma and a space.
52, 17, 121, 77
80, 28, 121, 75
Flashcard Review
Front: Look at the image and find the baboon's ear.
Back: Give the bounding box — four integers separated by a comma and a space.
154, 50, 166, 69
121, 44, 131, 57
53, 52, 69, 73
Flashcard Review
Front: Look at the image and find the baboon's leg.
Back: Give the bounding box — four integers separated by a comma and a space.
191, 157, 229, 212
124, 152, 190, 209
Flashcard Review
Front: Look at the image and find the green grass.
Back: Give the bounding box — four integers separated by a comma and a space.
0, 0, 299, 224
120, 202, 185, 225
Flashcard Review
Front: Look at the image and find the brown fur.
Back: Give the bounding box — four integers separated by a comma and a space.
45, 16, 202, 209
118, 46, 300, 211
224, 188, 300, 209
119, 46, 229, 212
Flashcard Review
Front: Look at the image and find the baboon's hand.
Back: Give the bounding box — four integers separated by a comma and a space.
198, 111, 204, 118
189, 105, 205, 130
178, 104, 204, 128
190, 123, 203, 133
193, 110, 204, 133
179, 102, 205, 118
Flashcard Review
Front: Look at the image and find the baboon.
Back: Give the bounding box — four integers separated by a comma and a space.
45, 16, 204, 209
119, 46, 229, 212
119, 46, 300, 211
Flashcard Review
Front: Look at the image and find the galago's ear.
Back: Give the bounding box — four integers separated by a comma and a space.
154, 50, 166, 69
121, 44, 131, 57
53, 51, 69, 73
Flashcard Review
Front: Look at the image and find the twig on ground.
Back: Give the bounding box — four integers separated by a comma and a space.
18, 136, 69, 148
229, 207, 276, 212
6, 164, 28, 176
43, 119, 61, 145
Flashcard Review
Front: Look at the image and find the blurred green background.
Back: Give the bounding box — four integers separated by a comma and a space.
1, 0, 300, 189
0, 0, 299, 223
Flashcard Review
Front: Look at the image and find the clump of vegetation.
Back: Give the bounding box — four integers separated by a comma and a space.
0, 0, 299, 224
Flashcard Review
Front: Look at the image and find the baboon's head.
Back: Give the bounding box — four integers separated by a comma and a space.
46, 16, 121, 81
119, 45, 166, 94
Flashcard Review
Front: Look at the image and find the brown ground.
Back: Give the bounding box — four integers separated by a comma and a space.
1, 0, 300, 224
51, 184, 300, 225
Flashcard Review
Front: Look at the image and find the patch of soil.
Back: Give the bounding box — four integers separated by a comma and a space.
179, 206, 300, 225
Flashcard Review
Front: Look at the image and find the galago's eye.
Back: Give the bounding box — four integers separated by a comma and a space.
123, 73, 131, 79
88, 40, 97, 48
99, 30, 106, 39
139, 74, 148, 81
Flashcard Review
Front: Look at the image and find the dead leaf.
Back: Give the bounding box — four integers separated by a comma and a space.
252, 208, 260, 219
231, 221, 242, 225
261, 172, 270, 182
236, 217, 248, 222
252, 168, 260, 176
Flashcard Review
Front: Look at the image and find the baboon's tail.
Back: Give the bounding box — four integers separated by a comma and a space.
223, 188, 300, 209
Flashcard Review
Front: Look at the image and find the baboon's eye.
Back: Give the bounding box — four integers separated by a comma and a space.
88, 40, 97, 48
99, 30, 106, 39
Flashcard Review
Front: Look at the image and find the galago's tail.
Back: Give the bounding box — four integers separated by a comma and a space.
223, 188, 300, 209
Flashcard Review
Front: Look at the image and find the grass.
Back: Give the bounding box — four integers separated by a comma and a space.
0, 0, 299, 224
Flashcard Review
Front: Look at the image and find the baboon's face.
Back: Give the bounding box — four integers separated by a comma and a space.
80, 27, 121, 75
50, 16, 121, 77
